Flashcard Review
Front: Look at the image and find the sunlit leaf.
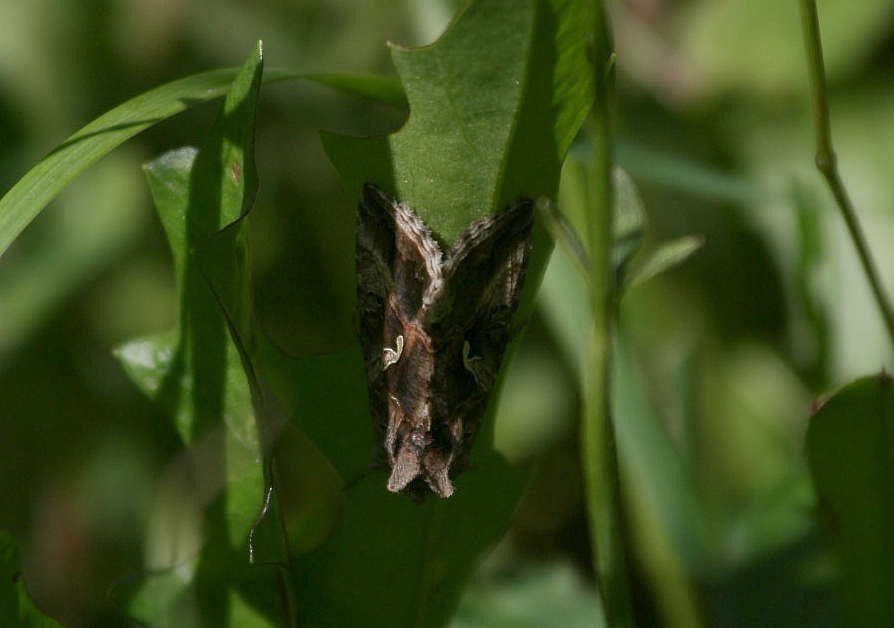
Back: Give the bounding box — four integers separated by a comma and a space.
303, 0, 594, 624
113, 43, 280, 626
0, 64, 403, 260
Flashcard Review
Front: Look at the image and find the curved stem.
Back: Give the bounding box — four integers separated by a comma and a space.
799, 0, 894, 347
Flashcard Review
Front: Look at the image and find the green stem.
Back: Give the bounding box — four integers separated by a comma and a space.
798, 0, 894, 347
582, 1, 634, 625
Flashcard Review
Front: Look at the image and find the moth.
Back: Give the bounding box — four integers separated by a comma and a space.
355, 183, 534, 498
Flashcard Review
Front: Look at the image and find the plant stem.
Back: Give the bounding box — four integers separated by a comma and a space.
582, 1, 635, 625
798, 0, 894, 347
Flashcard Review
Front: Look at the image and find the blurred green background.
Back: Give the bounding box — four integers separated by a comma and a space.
2, 0, 894, 626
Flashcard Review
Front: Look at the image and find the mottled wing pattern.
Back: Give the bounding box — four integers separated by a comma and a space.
355, 183, 534, 498
356, 184, 433, 445
424, 198, 534, 335
422, 199, 534, 476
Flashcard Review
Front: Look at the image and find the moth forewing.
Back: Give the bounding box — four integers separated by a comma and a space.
355, 183, 534, 498
425, 198, 534, 333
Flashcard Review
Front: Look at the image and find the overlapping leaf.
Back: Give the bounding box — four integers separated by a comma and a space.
304, 0, 595, 625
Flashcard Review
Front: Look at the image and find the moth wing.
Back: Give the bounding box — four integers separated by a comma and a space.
425, 198, 534, 345
420, 199, 534, 482
355, 185, 394, 446
356, 183, 444, 348
355, 183, 443, 454
387, 443, 423, 493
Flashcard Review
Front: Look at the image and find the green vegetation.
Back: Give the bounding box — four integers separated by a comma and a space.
1, 0, 893, 626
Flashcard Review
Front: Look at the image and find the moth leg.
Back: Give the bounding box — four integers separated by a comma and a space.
383, 335, 404, 370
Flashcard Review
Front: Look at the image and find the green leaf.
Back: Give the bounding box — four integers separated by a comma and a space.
612, 166, 646, 263
113, 43, 280, 625
0, 68, 237, 259
625, 235, 703, 289
302, 72, 407, 108
272, 336, 532, 626
0, 62, 403, 260
806, 372, 894, 627
301, 0, 594, 625
543, 164, 701, 296
0, 532, 64, 627
322, 0, 593, 243
260, 424, 344, 557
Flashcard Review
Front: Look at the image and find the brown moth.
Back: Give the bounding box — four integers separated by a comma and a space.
355, 183, 533, 498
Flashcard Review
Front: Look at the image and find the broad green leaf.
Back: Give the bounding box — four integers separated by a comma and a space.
262, 424, 344, 557
274, 337, 532, 625
189, 80, 347, 564
294, 458, 529, 627
322, 0, 593, 243
806, 373, 894, 627
302, 0, 594, 625
0, 532, 64, 628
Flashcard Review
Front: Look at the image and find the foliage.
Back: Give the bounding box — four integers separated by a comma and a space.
1, 0, 894, 626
